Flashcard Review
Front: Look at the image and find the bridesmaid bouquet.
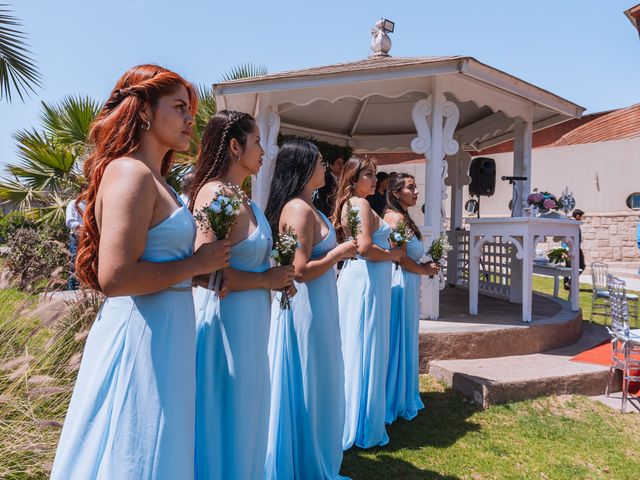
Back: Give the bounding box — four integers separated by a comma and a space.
427, 234, 453, 285
271, 225, 299, 309
389, 220, 414, 269
194, 188, 242, 295
345, 200, 362, 240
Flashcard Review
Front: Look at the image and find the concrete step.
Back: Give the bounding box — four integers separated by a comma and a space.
419, 291, 582, 371
429, 323, 616, 408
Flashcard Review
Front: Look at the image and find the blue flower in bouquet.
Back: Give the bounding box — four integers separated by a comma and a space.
210, 201, 222, 213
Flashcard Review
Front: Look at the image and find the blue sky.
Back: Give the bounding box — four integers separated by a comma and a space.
1, 0, 638, 172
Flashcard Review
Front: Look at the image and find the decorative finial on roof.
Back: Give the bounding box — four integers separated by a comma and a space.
370, 18, 394, 57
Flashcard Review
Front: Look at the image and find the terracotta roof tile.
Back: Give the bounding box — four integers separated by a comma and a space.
554, 103, 640, 146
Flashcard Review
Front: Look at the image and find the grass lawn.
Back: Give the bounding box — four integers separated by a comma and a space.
342, 377, 640, 479
532, 275, 640, 327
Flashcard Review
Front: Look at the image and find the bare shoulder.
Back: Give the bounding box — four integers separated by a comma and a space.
350, 196, 372, 213
282, 198, 313, 217
384, 210, 404, 226
281, 198, 314, 227
100, 157, 155, 196
194, 180, 234, 208
102, 157, 153, 188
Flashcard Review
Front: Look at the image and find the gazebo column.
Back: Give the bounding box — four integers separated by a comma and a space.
509, 109, 533, 303
446, 149, 472, 285
411, 78, 460, 319
511, 110, 533, 217
254, 95, 281, 209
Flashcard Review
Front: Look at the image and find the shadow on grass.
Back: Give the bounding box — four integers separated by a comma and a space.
340, 388, 480, 479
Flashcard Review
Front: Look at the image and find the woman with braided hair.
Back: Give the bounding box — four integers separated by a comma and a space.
332, 156, 404, 450
383, 173, 439, 425
52, 65, 231, 479
190, 110, 295, 479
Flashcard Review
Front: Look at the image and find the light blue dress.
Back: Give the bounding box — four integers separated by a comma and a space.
265, 211, 347, 480
385, 234, 426, 424
338, 220, 392, 450
52, 193, 197, 479
194, 201, 272, 480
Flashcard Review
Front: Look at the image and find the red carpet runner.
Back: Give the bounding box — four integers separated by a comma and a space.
570, 341, 639, 395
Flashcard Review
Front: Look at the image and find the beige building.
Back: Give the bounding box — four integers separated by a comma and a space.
376, 104, 640, 267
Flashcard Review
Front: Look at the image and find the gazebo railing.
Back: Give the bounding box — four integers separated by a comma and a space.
449, 230, 512, 300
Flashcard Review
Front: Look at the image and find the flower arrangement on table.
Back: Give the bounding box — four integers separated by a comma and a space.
271, 225, 299, 309
527, 189, 559, 213
547, 247, 569, 266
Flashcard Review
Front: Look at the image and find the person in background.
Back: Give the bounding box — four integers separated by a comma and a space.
367, 171, 389, 216
179, 170, 195, 205
314, 153, 344, 217
564, 209, 585, 290
65, 184, 87, 290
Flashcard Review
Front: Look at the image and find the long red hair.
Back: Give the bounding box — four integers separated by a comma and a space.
75, 64, 197, 291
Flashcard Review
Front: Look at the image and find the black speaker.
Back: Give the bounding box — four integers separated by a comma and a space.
468, 157, 496, 197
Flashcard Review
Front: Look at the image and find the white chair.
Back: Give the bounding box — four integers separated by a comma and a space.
591, 261, 639, 326
605, 275, 640, 413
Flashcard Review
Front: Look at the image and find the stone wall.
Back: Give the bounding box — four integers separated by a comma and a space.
580, 213, 640, 265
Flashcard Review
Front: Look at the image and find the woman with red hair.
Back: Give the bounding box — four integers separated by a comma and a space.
51, 65, 230, 479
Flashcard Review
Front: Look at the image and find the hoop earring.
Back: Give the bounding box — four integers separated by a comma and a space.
142, 120, 151, 131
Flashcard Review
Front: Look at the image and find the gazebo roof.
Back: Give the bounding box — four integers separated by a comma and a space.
214, 56, 585, 153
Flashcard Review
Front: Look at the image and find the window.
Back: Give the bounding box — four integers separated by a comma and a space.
626, 193, 640, 210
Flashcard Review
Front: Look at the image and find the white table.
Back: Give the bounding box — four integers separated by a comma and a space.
467, 217, 581, 323
533, 263, 572, 297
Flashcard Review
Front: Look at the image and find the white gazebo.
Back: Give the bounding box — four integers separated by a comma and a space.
213, 37, 585, 320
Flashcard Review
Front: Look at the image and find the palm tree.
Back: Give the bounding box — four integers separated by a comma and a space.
0, 4, 41, 102
0, 96, 100, 223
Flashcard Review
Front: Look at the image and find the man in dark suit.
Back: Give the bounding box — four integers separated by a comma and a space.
314, 154, 344, 217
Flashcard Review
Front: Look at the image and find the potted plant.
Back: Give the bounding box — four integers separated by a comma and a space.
547, 247, 569, 266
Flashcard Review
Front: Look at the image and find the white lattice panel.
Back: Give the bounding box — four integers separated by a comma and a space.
453, 230, 512, 300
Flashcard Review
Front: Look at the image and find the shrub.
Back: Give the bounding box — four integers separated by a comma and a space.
4, 222, 69, 291
0, 211, 37, 244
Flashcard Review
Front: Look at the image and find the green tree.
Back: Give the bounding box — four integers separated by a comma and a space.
0, 4, 41, 102
0, 96, 100, 224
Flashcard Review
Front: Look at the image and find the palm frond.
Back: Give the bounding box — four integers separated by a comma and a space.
40, 95, 101, 151
0, 5, 42, 102
220, 63, 267, 82
34, 192, 70, 225
195, 84, 216, 136
0, 178, 38, 210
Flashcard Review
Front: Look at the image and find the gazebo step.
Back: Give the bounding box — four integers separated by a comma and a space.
429, 324, 614, 408
419, 289, 583, 371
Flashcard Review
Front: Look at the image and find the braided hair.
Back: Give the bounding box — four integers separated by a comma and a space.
189, 110, 256, 211
386, 172, 422, 240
